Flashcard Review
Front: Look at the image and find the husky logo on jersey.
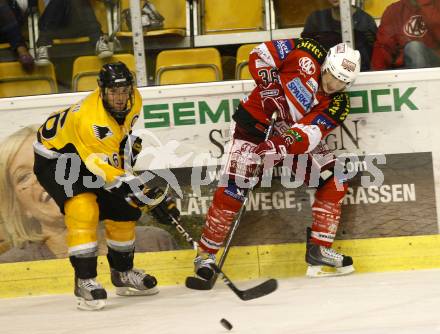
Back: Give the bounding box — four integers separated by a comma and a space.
92, 125, 113, 140
299, 57, 315, 75
287, 78, 313, 111
311, 114, 335, 130
273, 39, 293, 60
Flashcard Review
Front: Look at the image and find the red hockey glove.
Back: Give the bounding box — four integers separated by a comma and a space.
252, 127, 311, 170
252, 135, 289, 170
259, 82, 291, 122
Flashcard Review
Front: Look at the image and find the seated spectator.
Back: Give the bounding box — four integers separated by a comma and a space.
0, 0, 34, 72
301, 0, 377, 71
35, 0, 113, 66
371, 0, 440, 70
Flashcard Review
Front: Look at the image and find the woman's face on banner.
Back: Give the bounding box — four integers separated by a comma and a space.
9, 136, 62, 226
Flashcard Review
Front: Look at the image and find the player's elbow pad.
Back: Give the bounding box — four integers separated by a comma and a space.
281, 124, 322, 154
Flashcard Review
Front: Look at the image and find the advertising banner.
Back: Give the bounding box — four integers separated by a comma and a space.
0, 69, 439, 263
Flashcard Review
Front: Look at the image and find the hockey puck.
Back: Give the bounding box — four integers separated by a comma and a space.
220, 318, 233, 331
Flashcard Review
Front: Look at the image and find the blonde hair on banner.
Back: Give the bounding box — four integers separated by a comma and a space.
0, 125, 45, 248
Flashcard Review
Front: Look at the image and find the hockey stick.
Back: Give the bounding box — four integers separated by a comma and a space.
185, 111, 279, 292
169, 215, 278, 301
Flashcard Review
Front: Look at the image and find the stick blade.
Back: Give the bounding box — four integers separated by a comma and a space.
185, 276, 214, 290
237, 278, 278, 301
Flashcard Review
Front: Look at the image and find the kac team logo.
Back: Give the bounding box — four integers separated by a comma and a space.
299, 57, 315, 75
404, 15, 427, 38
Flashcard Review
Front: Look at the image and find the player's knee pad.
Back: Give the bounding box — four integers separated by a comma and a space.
104, 220, 136, 252
64, 193, 99, 254
199, 181, 247, 253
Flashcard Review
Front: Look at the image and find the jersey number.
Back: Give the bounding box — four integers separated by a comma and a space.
41, 108, 69, 140
257, 68, 280, 86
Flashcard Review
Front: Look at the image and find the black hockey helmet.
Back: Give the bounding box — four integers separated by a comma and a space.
98, 62, 134, 123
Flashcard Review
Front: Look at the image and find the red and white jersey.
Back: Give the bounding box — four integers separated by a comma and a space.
241, 38, 350, 142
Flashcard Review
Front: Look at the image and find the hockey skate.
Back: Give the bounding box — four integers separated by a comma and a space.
305, 228, 355, 278
74, 276, 107, 311
194, 250, 216, 281
111, 268, 159, 296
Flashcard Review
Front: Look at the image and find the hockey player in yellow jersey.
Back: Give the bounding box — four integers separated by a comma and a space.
33, 62, 180, 310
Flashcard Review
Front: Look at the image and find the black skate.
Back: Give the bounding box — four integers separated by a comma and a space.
74, 276, 107, 311
111, 268, 159, 296
305, 228, 355, 277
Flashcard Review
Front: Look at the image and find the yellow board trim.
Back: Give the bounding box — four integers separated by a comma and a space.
1, 235, 440, 298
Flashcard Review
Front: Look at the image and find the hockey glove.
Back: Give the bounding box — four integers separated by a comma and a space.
105, 175, 165, 210
252, 135, 288, 170
259, 82, 291, 122
147, 187, 181, 224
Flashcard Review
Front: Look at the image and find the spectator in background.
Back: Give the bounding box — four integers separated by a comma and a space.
371, 0, 440, 70
302, 0, 377, 71
0, 0, 34, 72
0, 126, 178, 263
35, 0, 113, 66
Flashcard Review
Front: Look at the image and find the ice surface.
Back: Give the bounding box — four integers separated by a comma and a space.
1, 269, 440, 334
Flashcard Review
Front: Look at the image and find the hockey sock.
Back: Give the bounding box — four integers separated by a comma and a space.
199, 182, 246, 253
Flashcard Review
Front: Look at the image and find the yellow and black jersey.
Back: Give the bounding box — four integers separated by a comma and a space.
36, 88, 142, 184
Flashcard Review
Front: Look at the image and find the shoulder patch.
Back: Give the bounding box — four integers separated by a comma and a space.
92, 125, 113, 140
311, 114, 336, 130
324, 93, 350, 124
272, 39, 293, 60
295, 38, 326, 63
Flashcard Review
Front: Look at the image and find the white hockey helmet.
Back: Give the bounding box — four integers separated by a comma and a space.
322, 43, 361, 87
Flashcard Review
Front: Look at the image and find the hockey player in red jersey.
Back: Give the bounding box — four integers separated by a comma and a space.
194, 39, 361, 279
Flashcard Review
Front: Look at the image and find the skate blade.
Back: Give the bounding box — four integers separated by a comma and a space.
76, 297, 106, 311
306, 265, 355, 278
115, 286, 159, 296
